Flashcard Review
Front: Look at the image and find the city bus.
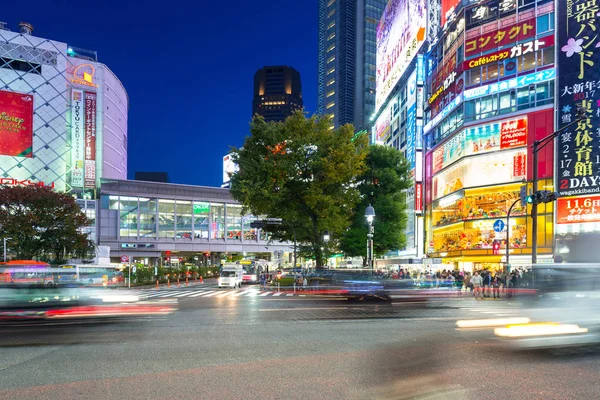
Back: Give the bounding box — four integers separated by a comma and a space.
0, 261, 124, 287
238, 259, 271, 284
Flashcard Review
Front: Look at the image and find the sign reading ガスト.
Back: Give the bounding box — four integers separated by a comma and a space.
0, 90, 34, 158
557, 195, 600, 224
557, 0, 600, 197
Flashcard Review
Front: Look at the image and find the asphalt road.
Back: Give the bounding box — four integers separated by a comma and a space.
1, 286, 599, 400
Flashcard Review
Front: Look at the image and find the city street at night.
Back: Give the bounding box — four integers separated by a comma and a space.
2, 288, 600, 400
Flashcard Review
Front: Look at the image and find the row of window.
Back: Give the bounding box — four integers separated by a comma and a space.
465, 47, 554, 87
0, 57, 42, 74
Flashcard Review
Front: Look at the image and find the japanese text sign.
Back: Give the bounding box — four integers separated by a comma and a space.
465, 18, 536, 56
557, 195, 600, 224
557, 0, 600, 197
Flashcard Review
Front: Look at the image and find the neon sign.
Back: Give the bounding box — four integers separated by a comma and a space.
0, 178, 55, 188
463, 68, 556, 101
70, 64, 99, 88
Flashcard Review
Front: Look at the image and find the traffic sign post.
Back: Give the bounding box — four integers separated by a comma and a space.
493, 220, 505, 233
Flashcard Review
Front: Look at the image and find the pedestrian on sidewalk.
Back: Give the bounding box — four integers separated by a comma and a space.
456, 272, 464, 295
482, 270, 492, 298
471, 272, 483, 299
492, 273, 501, 298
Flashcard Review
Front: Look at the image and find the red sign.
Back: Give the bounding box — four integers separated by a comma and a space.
0, 90, 34, 157
165, 250, 171, 257
492, 240, 501, 255
464, 34, 554, 70
500, 118, 527, 149
0, 177, 54, 188
465, 18, 536, 56
84, 92, 97, 189
512, 152, 527, 178
415, 183, 423, 213
441, 0, 461, 26
557, 195, 600, 224
121, 255, 129, 263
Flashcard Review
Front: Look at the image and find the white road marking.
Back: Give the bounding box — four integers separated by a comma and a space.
189, 291, 215, 297
172, 292, 195, 297
202, 291, 224, 297
259, 292, 272, 296
232, 291, 248, 297
272, 292, 283, 296
217, 291, 234, 297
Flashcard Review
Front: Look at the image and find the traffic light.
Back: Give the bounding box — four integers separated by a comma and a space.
526, 190, 557, 204
519, 185, 528, 207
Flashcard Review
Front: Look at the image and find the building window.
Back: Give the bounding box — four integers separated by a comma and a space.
227, 204, 243, 241
193, 202, 210, 239
175, 200, 193, 240
327, 8, 335, 18
326, 90, 335, 98
327, 0, 335, 6
158, 199, 175, 239
328, 44, 336, 52
139, 197, 157, 239
537, 13, 554, 34
327, 55, 336, 63
327, 67, 335, 75
210, 203, 225, 239
327, 78, 335, 86
242, 214, 258, 241
328, 32, 336, 41
0, 57, 42, 74
119, 196, 138, 238
328, 21, 335, 29
326, 101, 335, 109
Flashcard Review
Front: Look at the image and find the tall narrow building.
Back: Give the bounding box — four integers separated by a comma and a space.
317, 0, 386, 131
252, 66, 303, 123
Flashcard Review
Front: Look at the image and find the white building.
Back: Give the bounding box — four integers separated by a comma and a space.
0, 22, 128, 196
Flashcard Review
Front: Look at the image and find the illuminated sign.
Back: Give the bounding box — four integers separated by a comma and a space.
70, 64, 99, 88
84, 92, 96, 189
0, 90, 34, 158
463, 68, 556, 101
466, 0, 516, 27
417, 54, 425, 85
428, 71, 457, 104
556, 0, 600, 197
375, 103, 392, 144
376, 0, 427, 111
423, 94, 462, 134
465, 18, 536, 56
557, 195, 600, 224
222, 153, 239, 184
441, 0, 462, 26
0, 177, 54, 188
415, 183, 423, 213
71, 90, 85, 188
432, 116, 528, 174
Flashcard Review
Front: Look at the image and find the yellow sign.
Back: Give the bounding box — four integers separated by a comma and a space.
70, 64, 99, 88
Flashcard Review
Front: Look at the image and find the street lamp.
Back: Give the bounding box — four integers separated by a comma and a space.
323, 230, 330, 243
2, 237, 11, 262
365, 205, 375, 273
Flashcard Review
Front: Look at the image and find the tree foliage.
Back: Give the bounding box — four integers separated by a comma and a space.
230, 111, 368, 267
0, 186, 92, 261
340, 145, 412, 260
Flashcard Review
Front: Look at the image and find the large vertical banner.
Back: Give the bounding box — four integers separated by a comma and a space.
71, 90, 84, 188
84, 92, 97, 189
406, 71, 417, 170
557, 1, 600, 196
0, 90, 34, 157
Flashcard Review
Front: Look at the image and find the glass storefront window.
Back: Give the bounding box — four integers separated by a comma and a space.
210, 203, 225, 239
139, 197, 157, 238
158, 199, 175, 239
227, 204, 243, 241
242, 214, 258, 241
193, 201, 210, 239
176, 200, 193, 240
109, 195, 119, 210
119, 196, 138, 237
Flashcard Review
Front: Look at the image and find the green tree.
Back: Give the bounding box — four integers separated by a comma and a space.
0, 186, 91, 261
340, 145, 412, 262
230, 111, 368, 268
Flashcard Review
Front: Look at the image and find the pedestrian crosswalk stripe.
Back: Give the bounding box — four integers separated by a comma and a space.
259, 292, 271, 296
272, 292, 283, 296
202, 291, 223, 297
217, 291, 234, 297
189, 290, 214, 297
286, 294, 293, 297
154, 292, 182, 298
232, 290, 248, 297
172, 292, 195, 297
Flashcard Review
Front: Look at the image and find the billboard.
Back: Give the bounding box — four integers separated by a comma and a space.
84, 92, 97, 189
376, 0, 427, 111
0, 90, 34, 158
556, 0, 600, 197
71, 90, 85, 188
223, 153, 239, 184
464, 18, 536, 57
557, 195, 600, 224
374, 103, 391, 145
441, 0, 462, 27
432, 116, 527, 175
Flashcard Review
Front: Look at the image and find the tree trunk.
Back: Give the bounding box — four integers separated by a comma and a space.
310, 214, 324, 269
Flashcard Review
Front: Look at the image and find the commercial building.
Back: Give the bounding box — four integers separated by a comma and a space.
0, 22, 128, 197
422, 0, 558, 272
368, 0, 432, 263
252, 66, 303, 122
317, 0, 387, 131
98, 180, 292, 265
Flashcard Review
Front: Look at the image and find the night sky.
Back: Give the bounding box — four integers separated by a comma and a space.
4, 0, 317, 187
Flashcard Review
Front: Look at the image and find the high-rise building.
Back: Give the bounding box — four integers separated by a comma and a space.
252, 66, 303, 122
0, 21, 128, 196
317, 0, 386, 131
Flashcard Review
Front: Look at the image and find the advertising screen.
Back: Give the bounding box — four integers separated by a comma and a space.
441, 0, 462, 27
374, 103, 392, 145
557, 195, 600, 224
223, 154, 239, 184
84, 92, 97, 189
556, 0, 600, 197
71, 89, 85, 188
432, 116, 527, 174
0, 90, 34, 158
432, 148, 526, 200
376, 0, 427, 111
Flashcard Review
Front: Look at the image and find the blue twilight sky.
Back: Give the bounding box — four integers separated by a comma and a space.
4, 0, 317, 187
